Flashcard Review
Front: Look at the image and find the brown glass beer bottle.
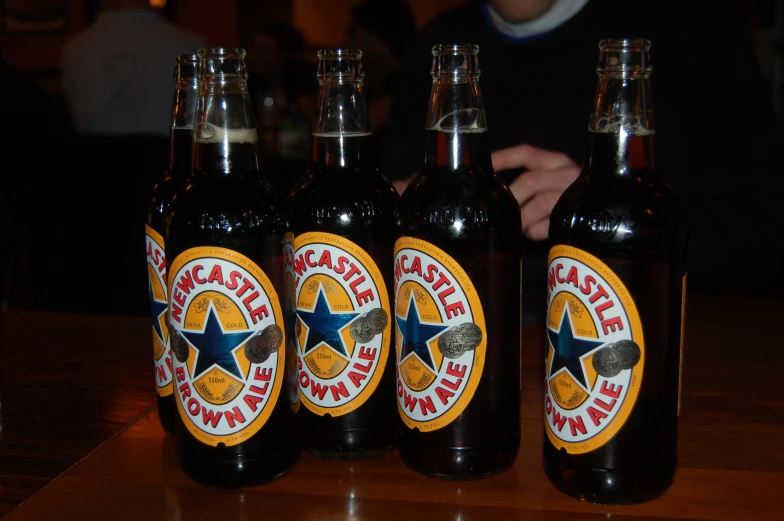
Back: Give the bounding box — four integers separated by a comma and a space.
287, 49, 400, 459
394, 44, 523, 479
544, 39, 687, 504
165, 48, 299, 487
145, 53, 200, 437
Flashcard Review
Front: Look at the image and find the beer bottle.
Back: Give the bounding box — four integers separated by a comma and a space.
287, 49, 399, 459
165, 48, 299, 487
145, 53, 200, 437
543, 39, 687, 504
395, 44, 523, 479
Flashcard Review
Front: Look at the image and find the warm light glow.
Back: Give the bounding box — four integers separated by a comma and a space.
149, 0, 166, 8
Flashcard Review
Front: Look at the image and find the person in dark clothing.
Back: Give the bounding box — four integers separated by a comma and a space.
383, 0, 784, 296
0, 60, 76, 310
346, 0, 416, 147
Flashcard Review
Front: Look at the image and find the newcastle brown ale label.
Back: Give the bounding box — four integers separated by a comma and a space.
291, 232, 391, 417
168, 246, 285, 447
393, 237, 487, 433
545, 245, 645, 454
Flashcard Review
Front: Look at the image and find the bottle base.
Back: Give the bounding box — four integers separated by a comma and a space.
178, 446, 300, 488
157, 397, 176, 438
543, 461, 675, 505
399, 446, 518, 481
307, 445, 393, 461
302, 426, 395, 460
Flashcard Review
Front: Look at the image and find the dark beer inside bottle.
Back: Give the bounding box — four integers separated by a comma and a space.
291, 132, 399, 459
398, 127, 522, 479
311, 132, 374, 169
149, 129, 195, 439
169, 126, 194, 171
545, 122, 685, 503
169, 128, 299, 487
150, 127, 193, 436
193, 126, 261, 176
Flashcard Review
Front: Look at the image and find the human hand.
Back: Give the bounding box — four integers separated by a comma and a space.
492, 144, 580, 241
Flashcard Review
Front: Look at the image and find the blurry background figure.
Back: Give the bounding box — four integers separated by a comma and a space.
0, 57, 74, 311
345, 0, 415, 152
59, 0, 205, 137
245, 21, 315, 200
247, 22, 308, 159
383, 0, 784, 299
45, 0, 206, 316
778, 0, 784, 122
742, 0, 784, 123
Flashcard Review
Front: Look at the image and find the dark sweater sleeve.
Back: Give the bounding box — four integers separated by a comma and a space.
681, 0, 784, 293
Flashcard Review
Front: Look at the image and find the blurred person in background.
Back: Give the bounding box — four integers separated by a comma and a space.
245, 21, 315, 201
384, 0, 784, 298
246, 21, 311, 162
59, 0, 205, 137
0, 58, 74, 310
50, 0, 205, 315
345, 0, 416, 149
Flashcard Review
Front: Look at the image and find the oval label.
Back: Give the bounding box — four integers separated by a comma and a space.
146, 225, 172, 397
290, 232, 390, 417
167, 247, 285, 447
545, 244, 645, 454
393, 237, 486, 432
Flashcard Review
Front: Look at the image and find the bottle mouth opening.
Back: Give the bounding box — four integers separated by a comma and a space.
198, 47, 246, 59
174, 54, 200, 82
432, 43, 479, 56
596, 39, 652, 76
175, 53, 200, 64
318, 48, 362, 60
598, 39, 651, 53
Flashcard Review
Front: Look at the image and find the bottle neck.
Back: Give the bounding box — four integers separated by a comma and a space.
311, 133, 373, 169
585, 75, 657, 181
311, 74, 372, 170
424, 78, 492, 172
424, 129, 492, 171
169, 79, 199, 170
192, 79, 260, 176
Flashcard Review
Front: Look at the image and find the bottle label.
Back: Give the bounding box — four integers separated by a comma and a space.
393, 237, 486, 432
290, 232, 391, 417
145, 225, 172, 397
283, 233, 301, 414
545, 245, 645, 454
167, 247, 285, 447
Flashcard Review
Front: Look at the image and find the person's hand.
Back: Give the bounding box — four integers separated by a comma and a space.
492, 144, 580, 241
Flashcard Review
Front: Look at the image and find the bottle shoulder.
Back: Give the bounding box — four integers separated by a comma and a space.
166, 173, 288, 242
147, 167, 190, 212
399, 168, 523, 241
288, 167, 400, 235
550, 175, 686, 255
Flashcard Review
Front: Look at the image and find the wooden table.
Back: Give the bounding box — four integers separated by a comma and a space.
1, 295, 782, 520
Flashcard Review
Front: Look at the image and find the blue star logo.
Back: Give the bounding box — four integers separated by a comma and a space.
297, 284, 359, 357
182, 301, 254, 380
547, 303, 606, 389
396, 292, 448, 371
148, 276, 168, 345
